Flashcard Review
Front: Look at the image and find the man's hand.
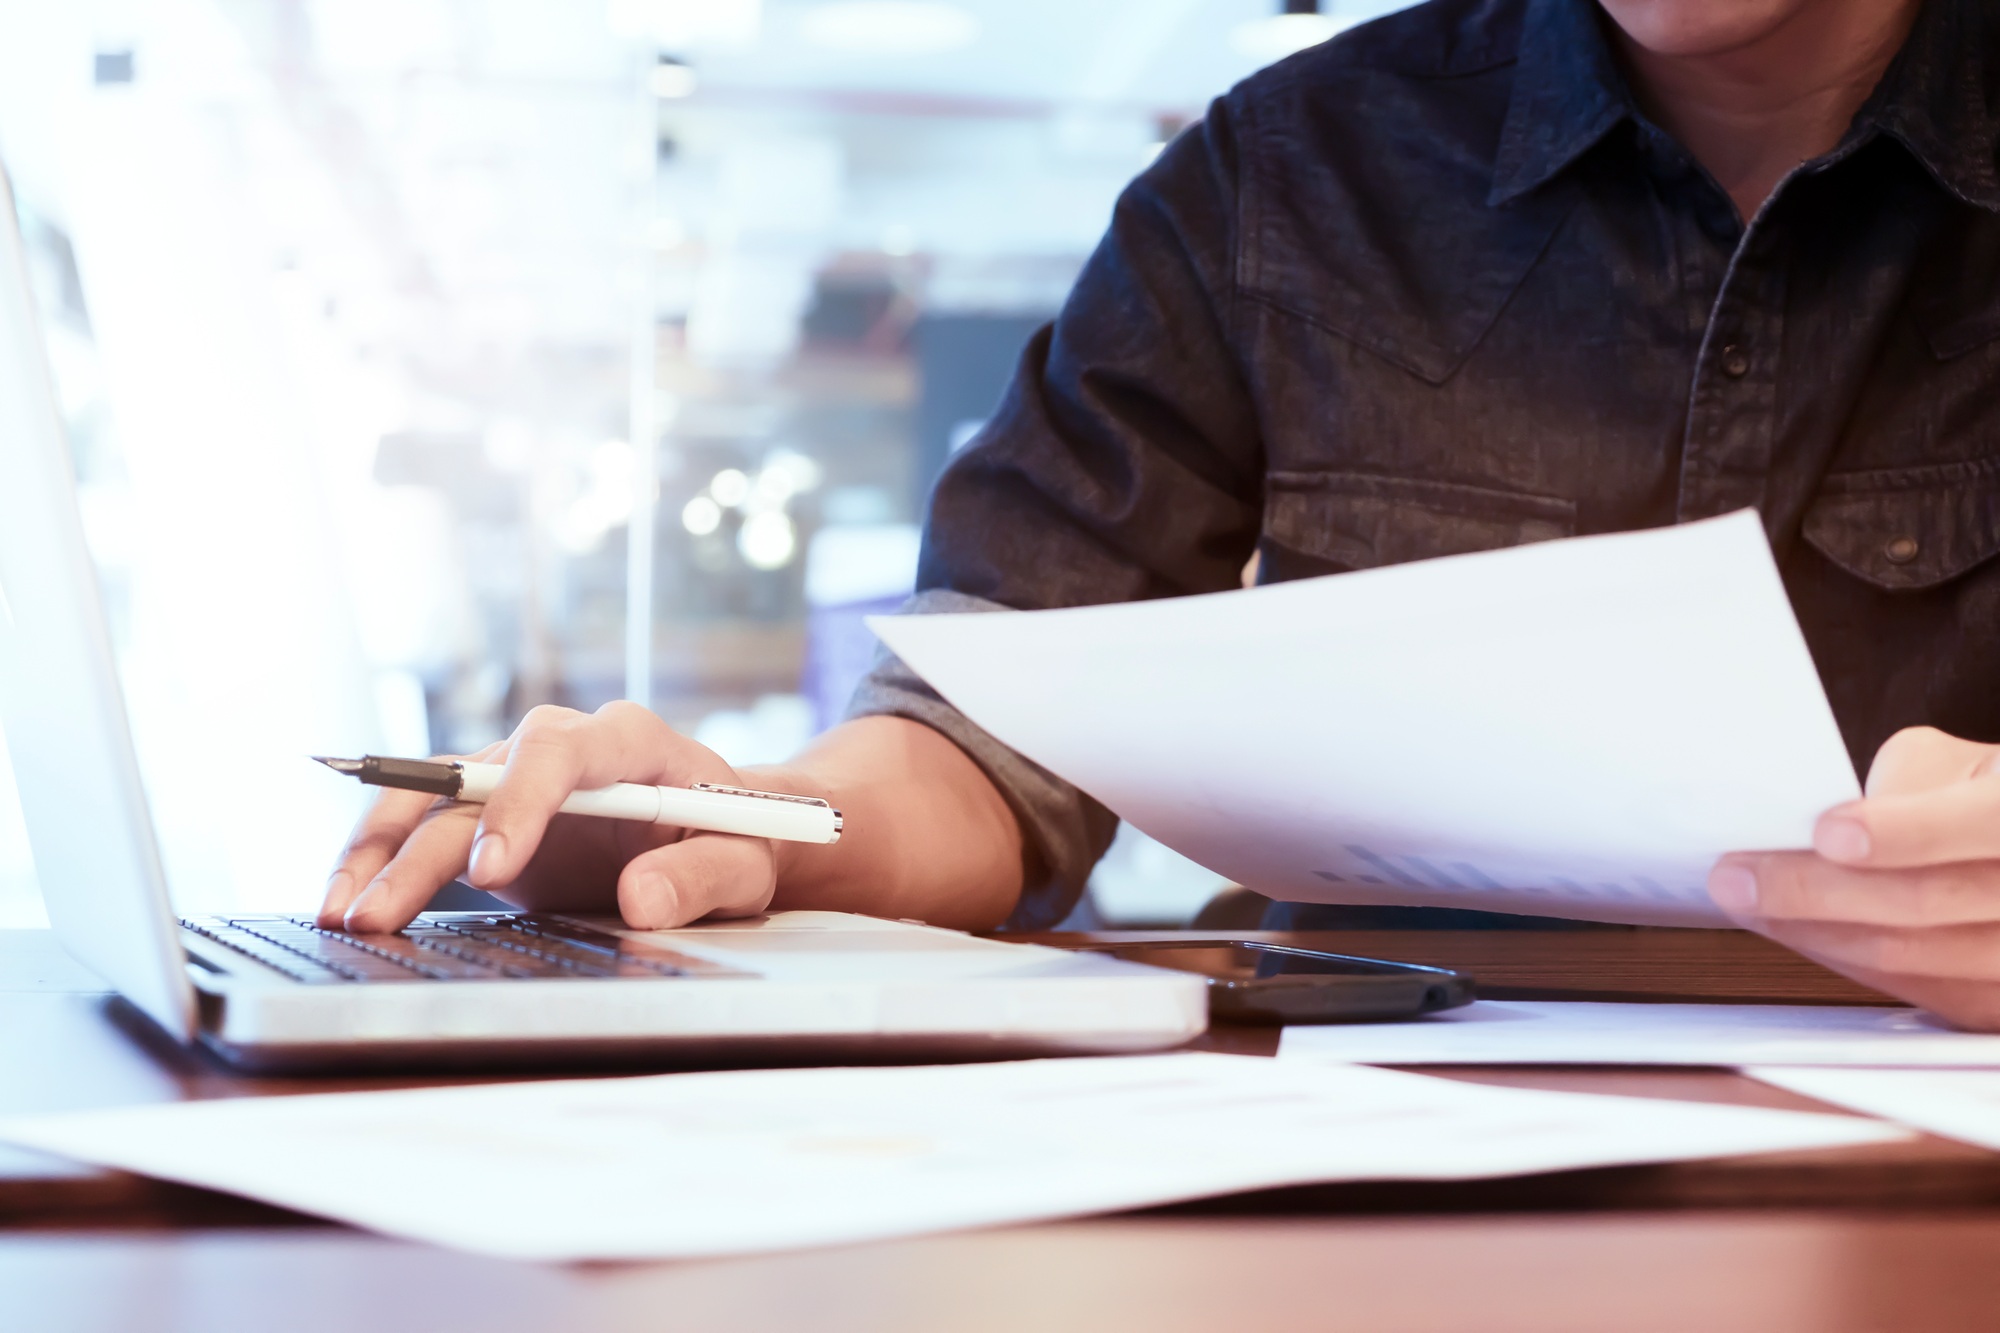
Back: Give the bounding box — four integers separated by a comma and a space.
317, 701, 775, 935
1709, 726, 2000, 1031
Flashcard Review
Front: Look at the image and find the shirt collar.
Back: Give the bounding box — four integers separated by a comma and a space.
1488, 0, 1632, 207
1489, 0, 2000, 213
1864, 0, 2000, 211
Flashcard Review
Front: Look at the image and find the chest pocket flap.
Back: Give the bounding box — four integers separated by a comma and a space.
1264, 471, 1576, 573
1803, 457, 2000, 591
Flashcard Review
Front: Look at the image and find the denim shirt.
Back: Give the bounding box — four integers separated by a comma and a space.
851, 0, 2000, 930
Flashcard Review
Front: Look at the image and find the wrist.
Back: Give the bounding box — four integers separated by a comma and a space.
736, 761, 834, 886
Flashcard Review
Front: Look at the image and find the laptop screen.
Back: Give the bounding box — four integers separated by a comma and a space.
0, 166, 195, 1038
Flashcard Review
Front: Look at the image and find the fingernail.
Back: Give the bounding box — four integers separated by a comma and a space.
469, 834, 507, 885
622, 872, 678, 930
1708, 864, 1759, 915
1815, 816, 1872, 863
318, 870, 355, 925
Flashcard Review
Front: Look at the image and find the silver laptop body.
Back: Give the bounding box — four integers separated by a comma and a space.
0, 166, 1205, 1070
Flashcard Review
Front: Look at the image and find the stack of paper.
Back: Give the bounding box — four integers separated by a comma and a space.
873, 511, 1860, 926
1277, 1001, 2000, 1067
0, 1054, 1904, 1260
1271, 996, 2000, 1151
1748, 1069, 2000, 1150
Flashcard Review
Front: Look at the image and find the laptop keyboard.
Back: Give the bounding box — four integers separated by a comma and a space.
181, 914, 737, 985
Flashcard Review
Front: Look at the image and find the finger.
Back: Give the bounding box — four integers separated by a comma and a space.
1862, 726, 1998, 798
318, 787, 443, 928
1772, 960, 2000, 1033
1745, 915, 2000, 987
469, 702, 727, 890
343, 801, 484, 933
1721, 919, 2000, 1031
1709, 853, 2000, 928
1813, 774, 2000, 869
616, 834, 775, 931
318, 744, 506, 928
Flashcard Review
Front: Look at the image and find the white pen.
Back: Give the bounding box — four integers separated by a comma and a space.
313, 755, 842, 844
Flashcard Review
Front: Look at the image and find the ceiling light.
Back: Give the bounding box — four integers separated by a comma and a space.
1230, 3, 1349, 63
681, 495, 723, 536
709, 468, 751, 508
762, 449, 823, 497
738, 511, 798, 570
798, 2, 979, 57
754, 467, 796, 507
650, 55, 698, 98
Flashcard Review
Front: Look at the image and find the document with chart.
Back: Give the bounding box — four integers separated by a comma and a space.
0, 1054, 1904, 1260
872, 510, 1861, 927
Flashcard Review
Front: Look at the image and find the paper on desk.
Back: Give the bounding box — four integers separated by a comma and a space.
871, 510, 1859, 927
1747, 1068, 2000, 1150
1278, 1001, 2000, 1067
0, 1053, 1904, 1261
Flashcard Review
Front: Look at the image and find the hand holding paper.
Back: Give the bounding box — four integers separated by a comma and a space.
873, 511, 1859, 927
1711, 726, 2000, 1030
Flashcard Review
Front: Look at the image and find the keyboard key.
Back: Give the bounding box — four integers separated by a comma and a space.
184, 913, 741, 983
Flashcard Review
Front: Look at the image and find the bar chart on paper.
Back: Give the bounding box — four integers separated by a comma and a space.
1312, 845, 1711, 916
873, 512, 1862, 928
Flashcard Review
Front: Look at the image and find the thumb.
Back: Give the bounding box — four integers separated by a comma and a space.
1863, 726, 1999, 799
615, 833, 776, 930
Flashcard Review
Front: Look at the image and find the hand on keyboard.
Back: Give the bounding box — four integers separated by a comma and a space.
317, 701, 778, 935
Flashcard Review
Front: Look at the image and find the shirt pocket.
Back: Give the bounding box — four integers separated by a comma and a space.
1802, 456, 2000, 591
1261, 471, 1577, 577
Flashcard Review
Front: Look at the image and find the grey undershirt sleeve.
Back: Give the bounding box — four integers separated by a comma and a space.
842, 589, 1119, 930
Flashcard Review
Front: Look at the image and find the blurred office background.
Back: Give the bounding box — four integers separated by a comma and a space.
0, 0, 1405, 929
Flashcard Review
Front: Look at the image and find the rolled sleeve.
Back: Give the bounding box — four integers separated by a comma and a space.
845, 590, 1117, 931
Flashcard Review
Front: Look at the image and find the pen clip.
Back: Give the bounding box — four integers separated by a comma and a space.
691, 783, 834, 810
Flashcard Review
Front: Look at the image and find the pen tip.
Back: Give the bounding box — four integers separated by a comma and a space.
312, 756, 365, 775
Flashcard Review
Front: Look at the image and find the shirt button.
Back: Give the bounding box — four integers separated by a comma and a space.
1885, 536, 1920, 564
1720, 345, 1751, 378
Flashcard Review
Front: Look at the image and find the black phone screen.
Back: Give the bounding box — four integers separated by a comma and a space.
1075, 940, 1475, 1024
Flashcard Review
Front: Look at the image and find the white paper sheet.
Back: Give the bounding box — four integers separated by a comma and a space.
0, 1053, 1903, 1261
1277, 1001, 2000, 1067
872, 510, 1860, 926
1747, 1068, 2000, 1150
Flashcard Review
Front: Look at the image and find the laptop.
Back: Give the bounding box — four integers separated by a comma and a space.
0, 167, 1206, 1070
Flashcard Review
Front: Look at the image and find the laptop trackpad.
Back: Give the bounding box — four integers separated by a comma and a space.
572, 911, 1083, 982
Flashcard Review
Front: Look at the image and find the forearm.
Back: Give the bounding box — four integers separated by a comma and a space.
742, 715, 1028, 931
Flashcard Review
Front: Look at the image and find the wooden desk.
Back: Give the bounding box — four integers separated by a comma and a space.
5, 927, 1997, 1332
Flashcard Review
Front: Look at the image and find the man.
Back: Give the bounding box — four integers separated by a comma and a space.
322, 0, 2000, 1029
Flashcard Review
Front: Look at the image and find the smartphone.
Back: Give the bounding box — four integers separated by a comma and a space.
1073, 940, 1475, 1025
